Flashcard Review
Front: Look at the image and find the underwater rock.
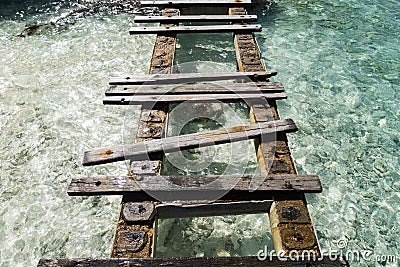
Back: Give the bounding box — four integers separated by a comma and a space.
17, 0, 146, 37
189, 103, 225, 121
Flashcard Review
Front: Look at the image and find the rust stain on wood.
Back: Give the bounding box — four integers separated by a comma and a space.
230, 6, 321, 257
111, 222, 154, 258
111, 8, 180, 259
98, 149, 113, 156
226, 125, 250, 133
115, 230, 148, 253
283, 180, 293, 189
280, 225, 317, 250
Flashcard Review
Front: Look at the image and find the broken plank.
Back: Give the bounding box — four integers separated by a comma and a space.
68, 174, 322, 201
106, 82, 284, 96
129, 24, 262, 34
37, 256, 349, 267
109, 71, 277, 85
134, 15, 257, 23
103, 93, 287, 105
140, 0, 253, 7
82, 118, 298, 166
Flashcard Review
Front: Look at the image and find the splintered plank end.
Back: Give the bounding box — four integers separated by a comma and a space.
82, 148, 120, 166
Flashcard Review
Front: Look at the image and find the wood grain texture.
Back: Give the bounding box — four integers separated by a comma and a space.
129, 24, 262, 34
105, 82, 284, 96
38, 257, 349, 267
82, 119, 298, 166
134, 15, 257, 23
103, 93, 287, 105
109, 71, 277, 85
68, 174, 322, 200
110, 8, 180, 259
230, 7, 321, 255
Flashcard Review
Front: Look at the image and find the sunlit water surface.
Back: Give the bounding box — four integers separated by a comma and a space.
0, 0, 399, 266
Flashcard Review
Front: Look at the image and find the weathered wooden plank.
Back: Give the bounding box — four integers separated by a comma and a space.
68, 174, 322, 200
134, 15, 257, 23
140, 0, 253, 7
269, 199, 321, 253
230, 7, 321, 256
110, 8, 180, 259
230, 8, 263, 73
129, 24, 262, 34
109, 71, 277, 85
106, 82, 284, 96
38, 257, 349, 267
82, 119, 298, 166
103, 93, 287, 105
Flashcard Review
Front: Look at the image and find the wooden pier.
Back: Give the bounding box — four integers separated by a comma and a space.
38, 1, 349, 266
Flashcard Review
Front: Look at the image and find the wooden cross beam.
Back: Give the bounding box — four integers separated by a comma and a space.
68, 174, 322, 201
129, 25, 262, 34
105, 82, 285, 96
38, 256, 349, 267
82, 119, 298, 166
109, 71, 277, 85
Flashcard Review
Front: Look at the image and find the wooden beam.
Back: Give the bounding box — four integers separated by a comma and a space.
68, 174, 322, 200
38, 257, 350, 267
82, 119, 298, 166
109, 71, 277, 85
103, 93, 287, 105
230, 7, 322, 256
110, 8, 180, 259
129, 24, 262, 34
105, 82, 285, 96
134, 15, 257, 23
140, 0, 253, 7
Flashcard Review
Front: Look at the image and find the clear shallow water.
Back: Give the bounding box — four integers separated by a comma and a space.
0, 2, 151, 266
254, 1, 399, 265
0, 0, 399, 266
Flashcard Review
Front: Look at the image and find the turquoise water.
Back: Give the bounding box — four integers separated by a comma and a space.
255, 1, 399, 265
0, 0, 399, 266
